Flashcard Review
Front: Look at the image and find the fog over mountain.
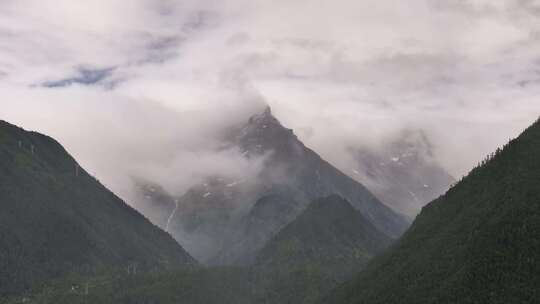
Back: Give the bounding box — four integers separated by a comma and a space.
134, 108, 408, 264
2, 0, 540, 206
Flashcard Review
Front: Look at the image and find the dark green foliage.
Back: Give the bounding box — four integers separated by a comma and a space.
254, 195, 392, 304
257, 195, 391, 271
0, 268, 255, 304
324, 118, 540, 304
2, 195, 394, 304
0, 121, 196, 298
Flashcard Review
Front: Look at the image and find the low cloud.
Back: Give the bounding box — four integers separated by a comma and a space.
2, 0, 540, 203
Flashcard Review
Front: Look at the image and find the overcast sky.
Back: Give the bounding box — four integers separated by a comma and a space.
2, 0, 540, 198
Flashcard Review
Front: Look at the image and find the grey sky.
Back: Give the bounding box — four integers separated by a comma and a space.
1, 0, 540, 198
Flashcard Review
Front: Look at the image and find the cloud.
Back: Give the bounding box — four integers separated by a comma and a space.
1, 83, 266, 198
2, 0, 540, 203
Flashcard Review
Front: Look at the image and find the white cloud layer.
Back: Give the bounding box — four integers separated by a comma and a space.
2, 0, 540, 199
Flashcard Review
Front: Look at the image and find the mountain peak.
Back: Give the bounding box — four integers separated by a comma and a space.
239, 106, 302, 158
137, 104, 409, 265
247, 105, 279, 127
263, 105, 272, 116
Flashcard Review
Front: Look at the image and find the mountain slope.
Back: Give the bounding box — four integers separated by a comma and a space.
253, 195, 392, 304
235, 107, 409, 238
351, 130, 455, 217
210, 192, 303, 266
0, 120, 196, 297
256, 195, 392, 271
324, 118, 540, 304
10, 194, 391, 304
138, 107, 409, 265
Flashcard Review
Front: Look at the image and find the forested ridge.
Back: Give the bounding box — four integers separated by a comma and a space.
0, 120, 195, 298
323, 117, 540, 304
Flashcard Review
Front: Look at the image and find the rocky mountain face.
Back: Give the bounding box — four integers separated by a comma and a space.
0, 120, 196, 298
135, 107, 409, 265
324, 118, 540, 304
350, 130, 455, 218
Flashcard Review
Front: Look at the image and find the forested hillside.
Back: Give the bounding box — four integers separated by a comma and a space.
324, 118, 540, 304
0, 121, 195, 298
1, 196, 392, 304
